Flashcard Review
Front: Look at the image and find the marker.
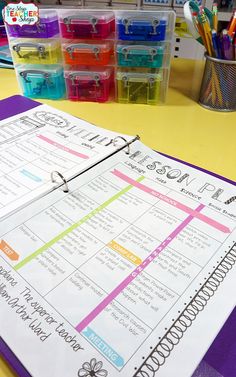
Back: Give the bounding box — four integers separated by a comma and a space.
212, 29, 221, 58
234, 37, 236, 60
222, 29, 234, 60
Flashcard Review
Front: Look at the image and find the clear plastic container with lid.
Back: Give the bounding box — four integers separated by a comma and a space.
16, 65, 65, 99
6, 10, 59, 38
59, 11, 115, 39
64, 67, 114, 102
116, 10, 175, 42
117, 43, 165, 68
116, 70, 162, 105
10, 39, 62, 65
62, 40, 113, 65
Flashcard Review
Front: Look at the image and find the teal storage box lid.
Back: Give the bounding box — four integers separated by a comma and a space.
117, 44, 165, 68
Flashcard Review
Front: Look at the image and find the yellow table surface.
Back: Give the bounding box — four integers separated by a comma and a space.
0, 58, 236, 184
0, 58, 235, 376
0, 358, 17, 377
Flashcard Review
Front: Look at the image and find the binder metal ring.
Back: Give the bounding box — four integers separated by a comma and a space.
112, 135, 140, 155
50, 171, 69, 193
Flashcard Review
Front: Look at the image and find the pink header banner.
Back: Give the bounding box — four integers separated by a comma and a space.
112, 169, 230, 233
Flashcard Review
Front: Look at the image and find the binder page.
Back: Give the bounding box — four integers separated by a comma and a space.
0, 104, 134, 220
0, 141, 235, 377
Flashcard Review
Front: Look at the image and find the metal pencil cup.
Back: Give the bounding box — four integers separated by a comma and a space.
199, 54, 236, 112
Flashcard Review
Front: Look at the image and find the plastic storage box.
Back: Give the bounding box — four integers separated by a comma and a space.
16, 65, 65, 99
62, 41, 113, 65
116, 71, 162, 104
7, 9, 175, 104
59, 11, 115, 39
117, 44, 164, 68
10, 39, 62, 64
116, 13, 167, 41
64, 67, 113, 102
115, 10, 175, 104
6, 10, 59, 38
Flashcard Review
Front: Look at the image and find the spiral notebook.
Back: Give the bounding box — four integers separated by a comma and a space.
0, 96, 236, 377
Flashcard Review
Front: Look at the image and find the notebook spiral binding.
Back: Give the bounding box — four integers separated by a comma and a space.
112, 134, 140, 155
50, 170, 69, 193
225, 196, 236, 205
134, 241, 236, 377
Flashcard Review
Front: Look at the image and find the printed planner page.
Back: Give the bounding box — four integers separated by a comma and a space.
0, 104, 135, 220
0, 141, 235, 377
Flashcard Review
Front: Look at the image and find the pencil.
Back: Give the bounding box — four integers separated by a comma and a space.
192, 11, 206, 46
212, 3, 218, 33
227, 10, 236, 39
199, 9, 213, 56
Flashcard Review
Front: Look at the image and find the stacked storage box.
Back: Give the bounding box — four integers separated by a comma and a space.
59, 10, 115, 102
7, 9, 65, 99
116, 10, 174, 104
5, 9, 175, 104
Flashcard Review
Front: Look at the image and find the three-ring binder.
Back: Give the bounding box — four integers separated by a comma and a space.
112, 134, 140, 154
50, 171, 69, 193
50, 135, 140, 194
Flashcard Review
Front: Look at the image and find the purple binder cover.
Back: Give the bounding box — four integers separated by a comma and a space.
0, 338, 31, 377
203, 307, 236, 377
0, 95, 40, 121
0, 95, 235, 377
0, 95, 40, 376
160, 152, 236, 187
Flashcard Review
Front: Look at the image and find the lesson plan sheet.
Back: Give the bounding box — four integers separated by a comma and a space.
0, 104, 134, 220
0, 141, 235, 377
